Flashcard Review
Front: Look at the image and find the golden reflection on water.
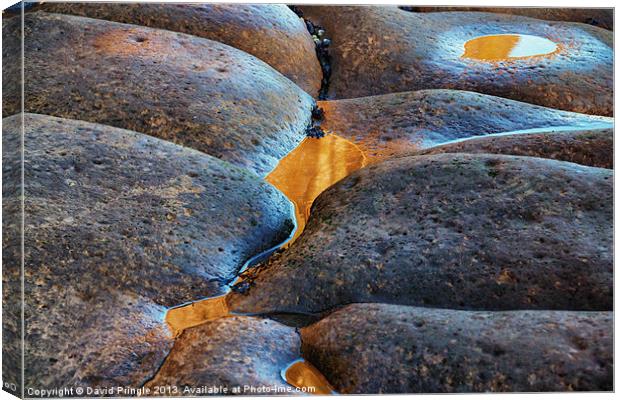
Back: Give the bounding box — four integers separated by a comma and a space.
462, 34, 559, 61
164, 134, 369, 337
165, 295, 229, 337
266, 134, 369, 244
284, 360, 336, 395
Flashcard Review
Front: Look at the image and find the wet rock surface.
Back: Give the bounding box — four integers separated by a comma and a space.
2, 12, 314, 177
145, 316, 299, 395
34, 2, 322, 95
300, 6, 613, 115
406, 7, 613, 30
416, 128, 613, 169
228, 153, 612, 315
2, 4, 614, 395
2, 113, 293, 388
301, 304, 613, 393
319, 89, 613, 160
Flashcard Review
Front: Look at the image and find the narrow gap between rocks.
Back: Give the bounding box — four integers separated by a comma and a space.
289, 5, 332, 100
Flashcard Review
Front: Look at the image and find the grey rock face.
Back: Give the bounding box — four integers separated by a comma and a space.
228, 153, 612, 315
2, 113, 293, 389
2, 12, 315, 177
301, 6, 613, 115
407, 7, 613, 30
415, 128, 613, 169
34, 2, 322, 95
301, 303, 613, 393
145, 316, 300, 395
318, 90, 613, 160
2, 121, 22, 396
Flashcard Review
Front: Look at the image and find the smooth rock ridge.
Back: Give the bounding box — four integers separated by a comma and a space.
301, 304, 613, 393
2, 113, 293, 389
228, 153, 612, 315
2, 12, 315, 177
301, 6, 613, 115
34, 2, 322, 95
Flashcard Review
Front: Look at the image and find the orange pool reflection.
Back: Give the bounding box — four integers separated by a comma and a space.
266, 134, 369, 244
462, 34, 559, 61
164, 134, 370, 337
284, 359, 336, 395
165, 295, 229, 337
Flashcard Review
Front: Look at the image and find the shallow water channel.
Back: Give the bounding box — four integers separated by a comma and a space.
163, 133, 370, 393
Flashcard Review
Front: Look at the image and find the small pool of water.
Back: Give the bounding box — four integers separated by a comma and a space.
462, 34, 559, 61
266, 134, 369, 244
282, 359, 336, 395
164, 134, 370, 337
165, 295, 230, 337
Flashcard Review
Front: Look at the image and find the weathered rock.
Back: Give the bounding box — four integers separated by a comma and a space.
2, 12, 315, 177
1, 19, 23, 394
34, 3, 322, 95
319, 90, 613, 161
145, 316, 300, 395
228, 153, 612, 315
301, 6, 613, 115
2, 113, 293, 389
416, 128, 613, 169
301, 303, 613, 393
2, 124, 22, 397
405, 7, 613, 30
27, 289, 173, 390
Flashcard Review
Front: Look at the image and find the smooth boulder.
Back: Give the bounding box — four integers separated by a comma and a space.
145, 316, 300, 395
301, 6, 612, 115
2, 12, 315, 177
228, 153, 612, 315
416, 128, 613, 169
34, 2, 322, 95
301, 304, 613, 393
406, 7, 613, 30
2, 113, 293, 389
318, 90, 613, 161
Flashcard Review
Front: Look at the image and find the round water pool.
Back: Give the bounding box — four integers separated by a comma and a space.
462, 34, 558, 61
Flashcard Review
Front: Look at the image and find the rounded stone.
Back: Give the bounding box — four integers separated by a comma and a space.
300, 6, 612, 115
405, 7, 613, 30
2, 113, 293, 389
301, 303, 613, 393
34, 2, 322, 95
228, 153, 612, 315
145, 316, 300, 395
2, 12, 315, 177
319, 90, 613, 161
415, 128, 613, 169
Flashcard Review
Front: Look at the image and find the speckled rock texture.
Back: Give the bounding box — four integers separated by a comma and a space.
300, 6, 613, 115
228, 153, 612, 315
2, 113, 293, 389
301, 304, 613, 393
1, 17, 23, 396
319, 90, 613, 160
2, 120, 22, 397
416, 128, 613, 169
2, 12, 315, 177
34, 2, 322, 95
406, 7, 613, 30
145, 317, 300, 395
